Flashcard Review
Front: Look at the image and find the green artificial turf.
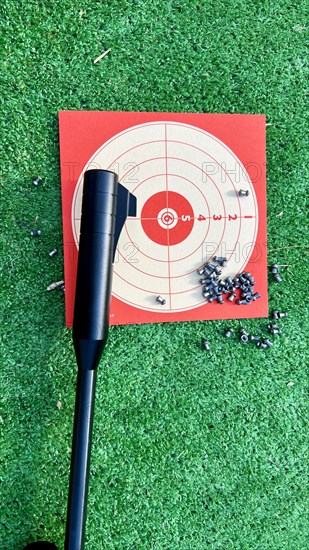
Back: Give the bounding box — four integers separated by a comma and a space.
0, 1, 308, 548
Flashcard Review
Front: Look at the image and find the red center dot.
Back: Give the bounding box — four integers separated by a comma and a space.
141, 191, 194, 245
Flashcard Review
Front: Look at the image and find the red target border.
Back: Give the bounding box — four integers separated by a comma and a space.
59, 111, 267, 326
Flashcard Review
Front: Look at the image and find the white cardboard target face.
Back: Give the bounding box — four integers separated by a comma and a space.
72, 122, 258, 313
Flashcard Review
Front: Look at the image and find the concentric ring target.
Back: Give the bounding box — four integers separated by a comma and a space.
72, 122, 258, 312
142, 191, 194, 245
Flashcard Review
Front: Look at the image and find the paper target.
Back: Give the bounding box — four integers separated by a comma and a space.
72, 122, 258, 313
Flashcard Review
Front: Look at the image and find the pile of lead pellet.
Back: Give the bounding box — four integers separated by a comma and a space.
198, 257, 261, 305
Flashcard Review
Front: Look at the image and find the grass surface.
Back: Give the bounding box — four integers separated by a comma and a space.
0, 1, 308, 549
